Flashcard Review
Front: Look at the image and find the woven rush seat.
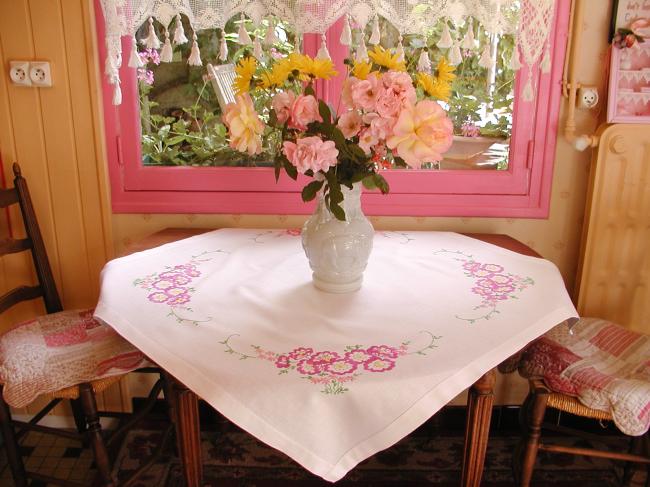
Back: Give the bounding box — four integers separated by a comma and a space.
0, 308, 149, 409
515, 317, 650, 436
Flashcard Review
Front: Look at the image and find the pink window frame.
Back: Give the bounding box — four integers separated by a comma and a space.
95, 0, 570, 217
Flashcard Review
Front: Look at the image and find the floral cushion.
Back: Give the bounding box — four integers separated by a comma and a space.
514, 317, 650, 436
0, 309, 148, 408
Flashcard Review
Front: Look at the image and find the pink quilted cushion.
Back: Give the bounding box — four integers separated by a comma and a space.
516, 317, 650, 436
0, 309, 148, 408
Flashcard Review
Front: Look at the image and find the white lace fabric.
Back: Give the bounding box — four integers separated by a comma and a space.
99, 0, 556, 103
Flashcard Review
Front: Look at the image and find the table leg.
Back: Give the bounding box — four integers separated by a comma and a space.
461, 369, 497, 487
164, 373, 203, 486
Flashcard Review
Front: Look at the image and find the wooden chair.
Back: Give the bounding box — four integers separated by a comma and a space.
0, 163, 171, 486
507, 318, 650, 487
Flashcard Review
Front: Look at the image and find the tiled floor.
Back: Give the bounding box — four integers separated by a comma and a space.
0, 432, 97, 486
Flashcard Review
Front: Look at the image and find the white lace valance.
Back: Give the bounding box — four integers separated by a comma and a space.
100, 0, 557, 104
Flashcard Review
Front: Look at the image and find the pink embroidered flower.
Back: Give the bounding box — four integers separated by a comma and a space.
366, 345, 399, 359
344, 349, 372, 363
481, 264, 504, 273
337, 110, 363, 138
166, 294, 191, 306
285, 229, 301, 236
148, 292, 169, 303
288, 94, 322, 131
171, 275, 192, 286
326, 360, 358, 375
309, 351, 341, 365
275, 355, 290, 369
296, 360, 323, 375
159, 271, 181, 280
463, 261, 481, 273
271, 91, 296, 125
184, 268, 201, 277
153, 279, 175, 290
282, 136, 339, 174
350, 74, 382, 111
288, 347, 314, 361
165, 287, 187, 297
363, 356, 396, 372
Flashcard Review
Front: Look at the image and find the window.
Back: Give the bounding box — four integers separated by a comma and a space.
95, 0, 570, 217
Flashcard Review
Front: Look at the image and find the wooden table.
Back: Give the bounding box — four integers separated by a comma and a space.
122, 228, 541, 487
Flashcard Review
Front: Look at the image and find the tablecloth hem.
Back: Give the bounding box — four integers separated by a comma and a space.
95, 302, 576, 483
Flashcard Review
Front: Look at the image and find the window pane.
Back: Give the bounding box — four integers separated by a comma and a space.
376, 14, 516, 171
136, 16, 296, 167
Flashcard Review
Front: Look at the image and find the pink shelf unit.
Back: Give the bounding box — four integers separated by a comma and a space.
607, 42, 650, 123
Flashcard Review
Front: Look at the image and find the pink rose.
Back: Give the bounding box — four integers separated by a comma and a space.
387, 99, 453, 168
282, 136, 339, 174
358, 128, 379, 155
350, 74, 381, 111
272, 91, 296, 124
382, 71, 417, 105
288, 94, 322, 131
375, 90, 403, 119
341, 77, 359, 109
369, 115, 395, 141
337, 110, 363, 138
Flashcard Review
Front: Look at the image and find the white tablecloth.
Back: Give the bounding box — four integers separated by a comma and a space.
95, 229, 577, 482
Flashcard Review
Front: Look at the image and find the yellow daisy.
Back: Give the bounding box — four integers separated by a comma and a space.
434, 57, 456, 84
260, 58, 293, 88
351, 60, 373, 80
307, 57, 338, 79
234, 57, 257, 94
368, 45, 406, 72
417, 72, 451, 102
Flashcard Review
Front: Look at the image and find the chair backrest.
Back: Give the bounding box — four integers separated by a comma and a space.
0, 163, 62, 315
206, 63, 237, 111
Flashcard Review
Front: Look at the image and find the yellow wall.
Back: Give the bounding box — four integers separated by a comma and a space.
0, 0, 614, 408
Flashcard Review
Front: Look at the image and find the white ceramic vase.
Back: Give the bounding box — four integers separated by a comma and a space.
301, 183, 374, 293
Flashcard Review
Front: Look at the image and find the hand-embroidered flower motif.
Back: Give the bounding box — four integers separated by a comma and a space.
220, 332, 440, 395
133, 250, 227, 325
436, 250, 535, 323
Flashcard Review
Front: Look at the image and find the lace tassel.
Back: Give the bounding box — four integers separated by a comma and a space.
395, 35, 405, 62
173, 14, 188, 44
253, 37, 264, 59
188, 32, 202, 66
219, 31, 229, 61
369, 15, 380, 45
264, 20, 278, 45
541, 45, 551, 73
417, 48, 431, 73
340, 14, 352, 46
509, 46, 521, 70
356, 33, 368, 62
449, 42, 462, 65
142, 17, 161, 49
316, 34, 331, 60
437, 21, 453, 49
460, 20, 475, 51
523, 71, 534, 101
128, 37, 143, 67
478, 45, 492, 68
112, 79, 122, 105
160, 30, 173, 62
238, 14, 252, 45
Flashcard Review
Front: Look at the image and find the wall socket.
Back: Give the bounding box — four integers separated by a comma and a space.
9, 61, 52, 87
9, 61, 31, 86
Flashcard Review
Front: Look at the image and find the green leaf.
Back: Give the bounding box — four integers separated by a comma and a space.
362, 175, 377, 190
301, 179, 324, 202
373, 173, 390, 194
166, 135, 187, 146
304, 84, 315, 96
318, 100, 331, 124
330, 201, 346, 221
282, 157, 298, 180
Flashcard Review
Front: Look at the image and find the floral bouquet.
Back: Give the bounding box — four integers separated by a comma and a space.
222, 46, 455, 220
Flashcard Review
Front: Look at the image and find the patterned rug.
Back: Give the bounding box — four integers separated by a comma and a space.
113, 427, 639, 487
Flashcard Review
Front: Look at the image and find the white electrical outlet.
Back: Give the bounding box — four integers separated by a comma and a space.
577, 86, 599, 109
29, 62, 52, 87
9, 61, 31, 86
